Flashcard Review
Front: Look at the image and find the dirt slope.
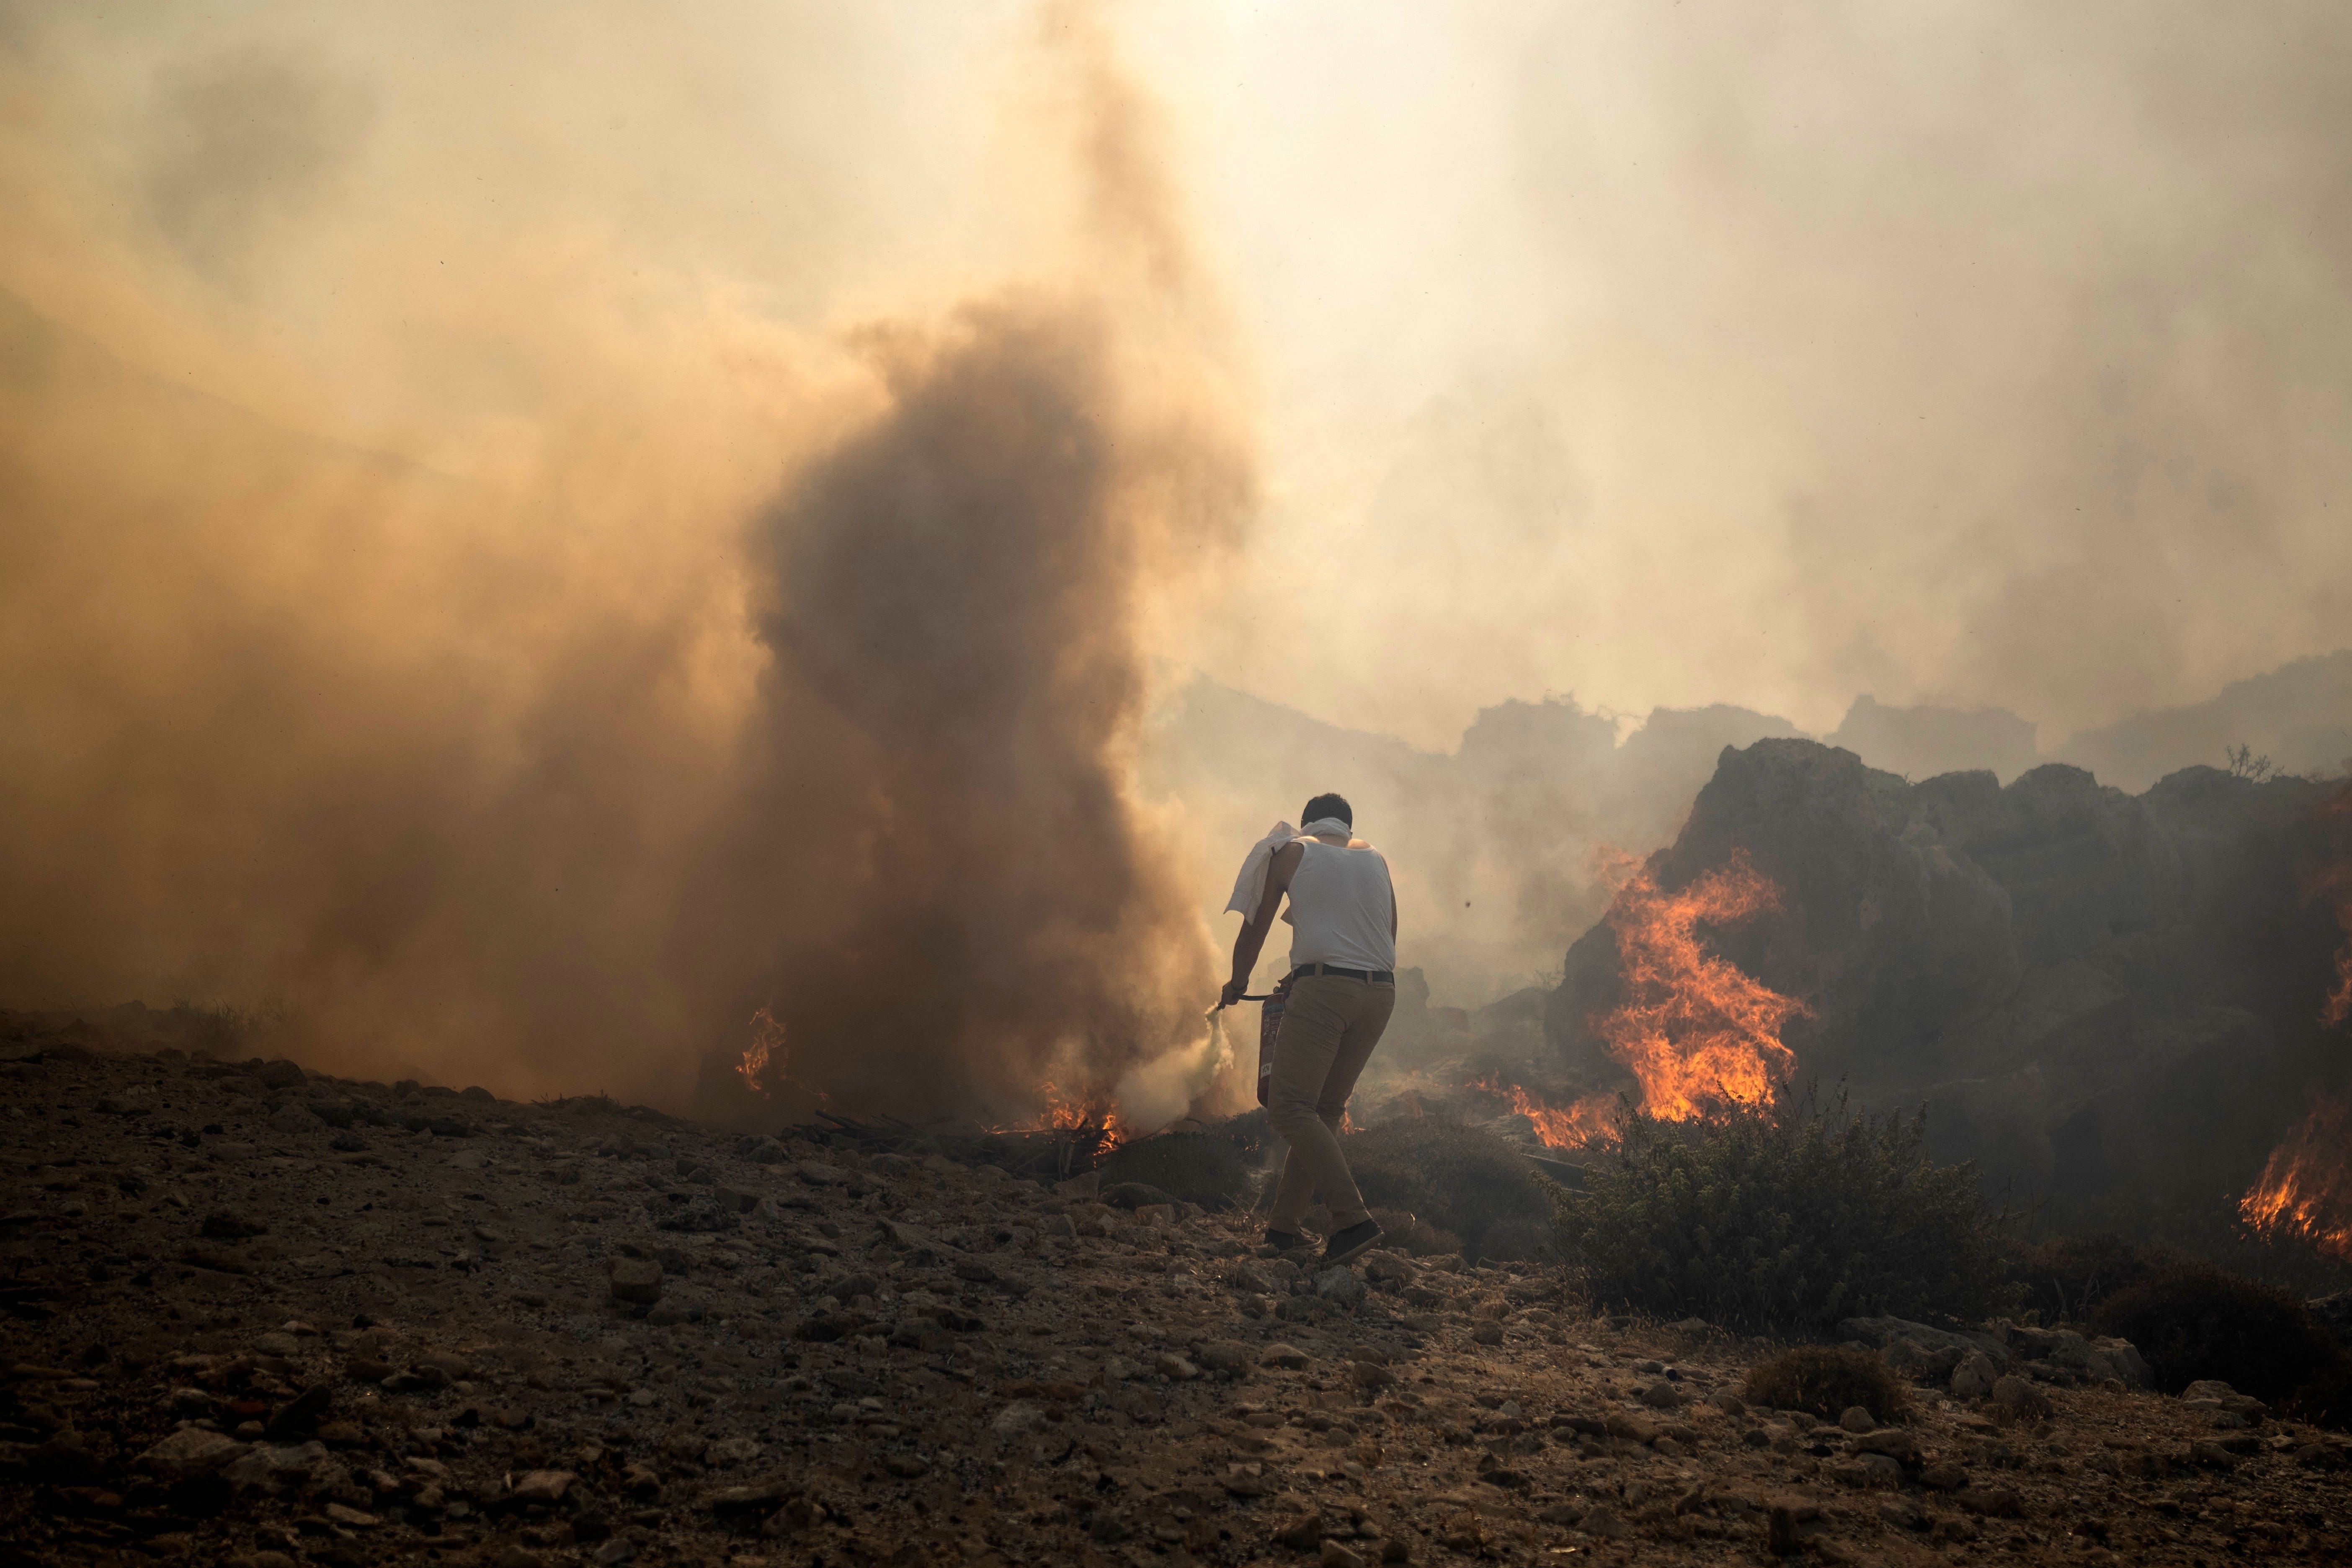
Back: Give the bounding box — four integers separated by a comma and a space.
2, 1033, 2347, 1567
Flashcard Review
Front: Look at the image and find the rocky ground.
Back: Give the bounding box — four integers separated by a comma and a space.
3, 1026, 2349, 1568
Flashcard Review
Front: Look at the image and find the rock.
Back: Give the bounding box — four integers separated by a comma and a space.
1581, 1506, 1627, 1540
1709, 1389, 1746, 1415
1603, 1411, 1658, 1444
266, 1103, 316, 1135
652, 1193, 741, 1233
1313, 1266, 1367, 1308
1955, 1486, 2022, 1517
1839, 1406, 1874, 1433
223, 1441, 328, 1490
201, 1211, 268, 1240
1640, 1380, 1681, 1408
1470, 1324, 1504, 1346
1263, 1343, 1312, 1369
1950, 1350, 1999, 1401
1838, 1315, 2006, 1367
263, 1383, 332, 1440
1193, 1340, 1257, 1373
1851, 1428, 1921, 1464
139, 1426, 249, 1477
1101, 1181, 1177, 1210
796, 1162, 848, 1187
1991, 1375, 2053, 1421
2089, 1335, 2150, 1389
1361, 1251, 1413, 1283
31, 1429, 103, 1482
609, 1257, 664, 1305
1270, 1508, 1328, 1550
508, 1469, 575, 1504
1153, 1352, 1202, 1381
255, 1059, 305, 1089
1319, 1540, 1365, 1568
1349, 1359, 1396, 1389
991, 1402, 1046, 1438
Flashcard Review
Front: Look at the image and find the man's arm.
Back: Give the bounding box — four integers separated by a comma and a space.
1222, 841, 1304, 1006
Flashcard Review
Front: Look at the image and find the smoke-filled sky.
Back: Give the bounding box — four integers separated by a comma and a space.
5, 1, 2350, 1104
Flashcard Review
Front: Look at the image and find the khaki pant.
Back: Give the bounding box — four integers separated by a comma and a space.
1265, 973, 1395, 1232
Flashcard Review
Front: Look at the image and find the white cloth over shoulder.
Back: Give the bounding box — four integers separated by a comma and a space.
1224, 820, 1298, 920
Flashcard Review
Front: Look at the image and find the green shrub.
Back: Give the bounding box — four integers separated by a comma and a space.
1098, 1132, 1248, 1210
1742, 1345, 1908, 1424
1341, 1119, 1553, 1262
2007, 1233, 2190, 1326
2095, 1261, 2352, 1425
1554, 1092, 2019, 1334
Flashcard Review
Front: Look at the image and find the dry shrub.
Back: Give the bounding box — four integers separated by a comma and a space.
1343, 1119, 1552, 1262
1741, 1345, 1909, 1424
1557, 1093, 2019, 1333
1097, 1132, 1247, 1210
2007, 1233, 2177, 1325
2095, 1260, 2352, 1426
1368, 1207, 1461, 1257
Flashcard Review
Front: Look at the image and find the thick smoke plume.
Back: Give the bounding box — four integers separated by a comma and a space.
729, 291, 1251, 1123
0, 3, 1252, 1121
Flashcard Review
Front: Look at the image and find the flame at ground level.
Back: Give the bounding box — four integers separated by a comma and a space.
1595, 849, 1808, 1121
735, 1007, 830, 1107
2240, 1090, 2352, 1261
989, 1081, 1130, 1149
1466, 1073, 1618, 1150
1466, 849, 1810, 1152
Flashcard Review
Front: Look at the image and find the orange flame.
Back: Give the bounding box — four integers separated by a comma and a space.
736, 1006, 830, 1105
1467, 1073, 1617, 1149
991, 1080, 1128, 1149
1594, 848, 1808, 1120
2239, 1089, 2352, 1261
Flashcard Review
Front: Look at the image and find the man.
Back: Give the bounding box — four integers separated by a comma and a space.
1221, 792, 1397, 1266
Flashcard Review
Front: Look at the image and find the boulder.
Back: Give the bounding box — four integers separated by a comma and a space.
1950, 1350, 1999, 1402
1542, 739, 2339, 1215
139, 1427, 249, 1478
608, 1258, 663, 1305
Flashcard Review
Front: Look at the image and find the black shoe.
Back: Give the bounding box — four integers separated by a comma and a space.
1321, 1219, 1384, 1268
1263, 1228, 1309, 1252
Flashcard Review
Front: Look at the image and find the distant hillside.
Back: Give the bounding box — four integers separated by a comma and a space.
2051, 650, 2352, 792
1140, 676, 1792, 1004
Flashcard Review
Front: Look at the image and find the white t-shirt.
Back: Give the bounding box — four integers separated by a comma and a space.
1286, 838, 1397, 972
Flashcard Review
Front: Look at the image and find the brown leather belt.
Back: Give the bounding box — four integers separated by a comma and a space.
1291, 964, 1395, 983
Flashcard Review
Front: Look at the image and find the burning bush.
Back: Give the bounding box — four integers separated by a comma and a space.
1555, 1091, 2019, 1333
1342, 1120, 1554, 1263
2094, 1260, 2352, 1425
1096, 1131, 1249, 1210
1741, 1345, 1909, 1424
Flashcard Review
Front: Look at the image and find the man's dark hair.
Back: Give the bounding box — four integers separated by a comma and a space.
1302, 792, 1353, 828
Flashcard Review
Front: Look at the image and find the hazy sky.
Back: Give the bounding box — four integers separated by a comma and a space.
6, 0, 2350, 1096
12, 2, 2350, 744
1148, 2, 2352, 747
